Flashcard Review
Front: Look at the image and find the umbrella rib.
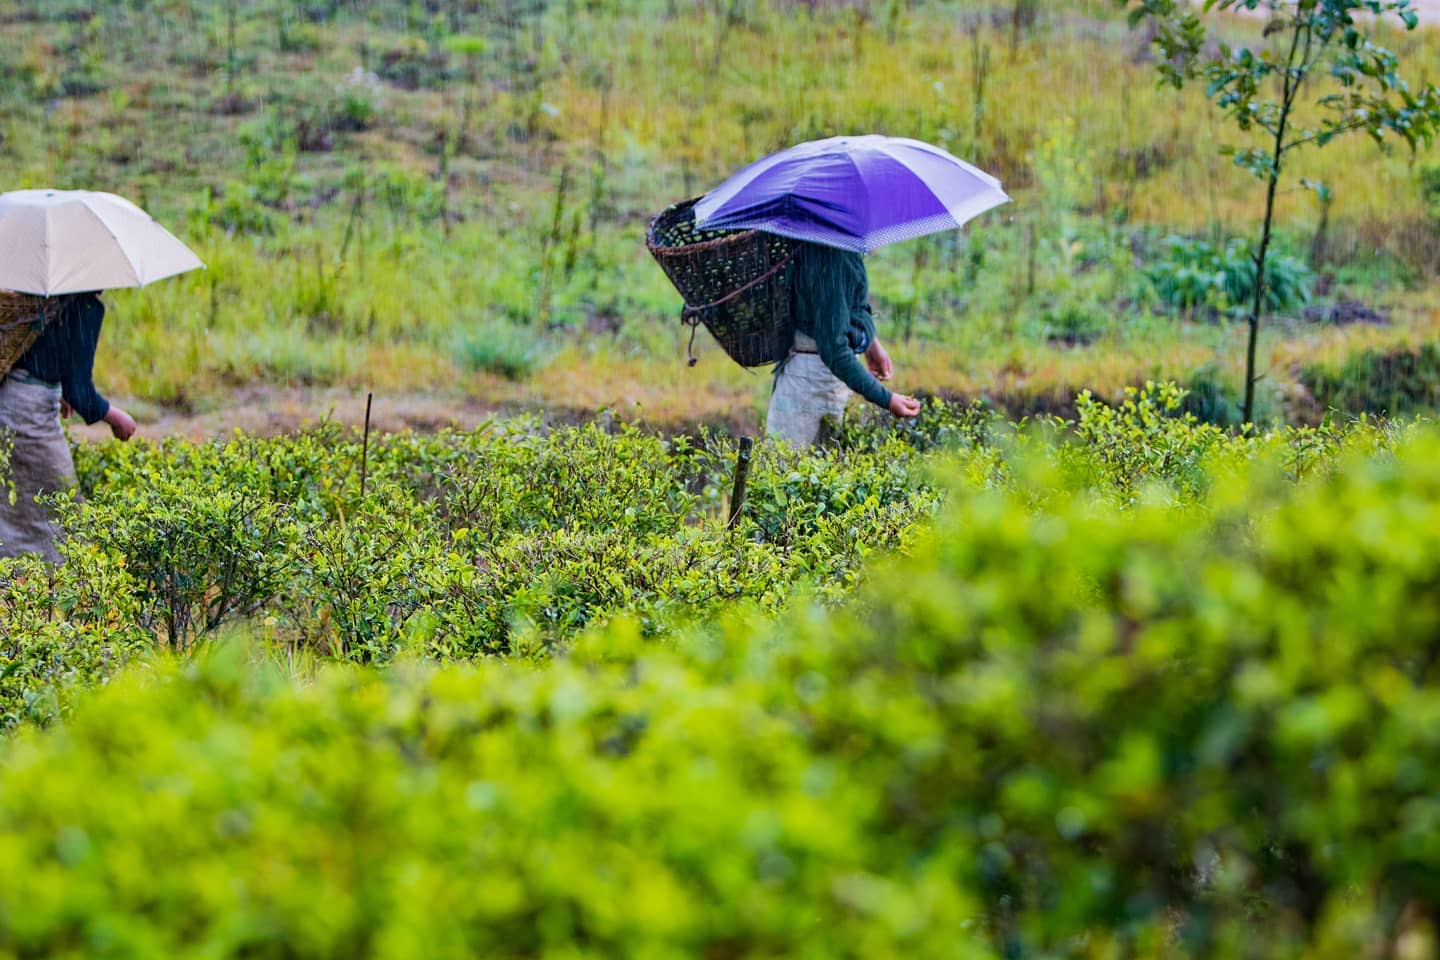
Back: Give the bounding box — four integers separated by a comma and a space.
76, 201, 144, 289
43, 202, 54, 296
873, 139, 953, 223
843, 148, 872, 252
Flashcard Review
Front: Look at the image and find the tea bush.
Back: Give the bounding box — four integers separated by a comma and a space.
61, 481, 296, 650
0, 545, 149, 730
56, 418, 947, 661
46, 392, 1405, 666
2, 427, 1439, 956
1067, 381, 1231, 502
0, 388, 1401, 728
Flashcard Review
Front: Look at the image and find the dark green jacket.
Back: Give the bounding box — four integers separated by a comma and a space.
17, 293, 110, 425
788, 243, 891, 408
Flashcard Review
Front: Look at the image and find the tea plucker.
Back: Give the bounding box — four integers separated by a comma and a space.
767, 241, 921, 447
0, 292, 137, 563
690, 135, 1011, 447
0, 187, 204, 563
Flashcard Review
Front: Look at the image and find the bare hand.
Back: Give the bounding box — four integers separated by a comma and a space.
104, 405, 137, 441
887, 393, 921, 419
60, 399, 74, 419
864, 339, 894, 381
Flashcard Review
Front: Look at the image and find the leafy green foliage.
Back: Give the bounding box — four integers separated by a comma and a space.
1118, 0, 1440, 422
0, 546, 150, 730
41, 394, 1405, 667
1419, 162, 1440, 222
2, 422, 1439, 955
61, 481, 295, 651
1147, 235, 1312, 316
1041, 300, 1110, 346
54, 419, 944, 661
1069, 381, 1231, 500
1123, 0, 1440, 158
1301, 341, 1440, 417
454, 322, 553, 380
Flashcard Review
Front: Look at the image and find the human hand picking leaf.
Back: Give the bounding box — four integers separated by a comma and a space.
865, 338, 894, 381
865, 339, 918, 417
103, 405, 137, 441
887, 393, 920, 419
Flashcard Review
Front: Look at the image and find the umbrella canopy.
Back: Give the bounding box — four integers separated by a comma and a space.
0, 189, 204, 296
694, 135, 1010, 253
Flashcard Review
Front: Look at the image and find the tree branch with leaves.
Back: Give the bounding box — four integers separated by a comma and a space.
1118, 0, 1440, 424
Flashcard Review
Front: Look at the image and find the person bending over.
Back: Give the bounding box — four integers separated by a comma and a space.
0, 292, 135, 563
766, 241, 921, 447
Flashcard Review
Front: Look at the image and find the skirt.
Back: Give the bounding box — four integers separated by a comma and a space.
0, 370, 75, 564
765, 332, 854, 448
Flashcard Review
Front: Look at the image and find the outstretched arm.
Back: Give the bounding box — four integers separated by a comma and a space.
863, 338, 920, 416
808, 255, 893, 409
56, 295, 112, 426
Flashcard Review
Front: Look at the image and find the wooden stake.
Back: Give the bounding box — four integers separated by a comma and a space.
726, 437, 753, 530
360, 392, 373, 499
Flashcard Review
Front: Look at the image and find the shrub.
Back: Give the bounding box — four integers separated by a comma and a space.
1418, 162, 1440, 222
62, 486, 294, 651
1179, 363, 1245, 427
1041, 300, 1109, 346
64, 438, 304, 649
3, 430, 1440, 955
454, 322, 553, 381
1300, 342, 1440, 418
330, 67, 384, 133
47, 396, 1402, 677
209, 182, 276, 236
372, 35, 451, 90
58, 419, 945, 665
0, 545, 149, 730
1067, 381, 1232, 503
742, 439, 936, 550
1147, 235, 1312, 317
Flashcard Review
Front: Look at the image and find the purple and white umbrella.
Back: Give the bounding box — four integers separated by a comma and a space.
694, 135, 1010, 253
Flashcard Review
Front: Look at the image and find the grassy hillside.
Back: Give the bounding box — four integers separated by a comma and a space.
5, 0, 1440, 430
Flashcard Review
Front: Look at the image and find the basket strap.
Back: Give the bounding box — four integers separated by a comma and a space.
0, 316, 45, 333
680, 249, 798, 325
680, 249, 799, 366
0, 299, 59, 333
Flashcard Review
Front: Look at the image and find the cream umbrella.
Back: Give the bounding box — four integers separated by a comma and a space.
0, 189, 204, 296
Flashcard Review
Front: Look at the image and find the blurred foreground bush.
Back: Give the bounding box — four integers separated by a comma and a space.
1, 424, 1438, 955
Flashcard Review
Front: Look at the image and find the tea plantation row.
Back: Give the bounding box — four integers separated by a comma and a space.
3, 401, 968, 728
0, 387, 1433, 957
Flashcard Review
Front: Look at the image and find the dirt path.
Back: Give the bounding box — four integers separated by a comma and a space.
67, 388, 513, 444
66, 386, 763, 443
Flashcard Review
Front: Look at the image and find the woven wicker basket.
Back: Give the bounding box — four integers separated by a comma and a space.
646, 198, 799, 367
0, 291, 57, 379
